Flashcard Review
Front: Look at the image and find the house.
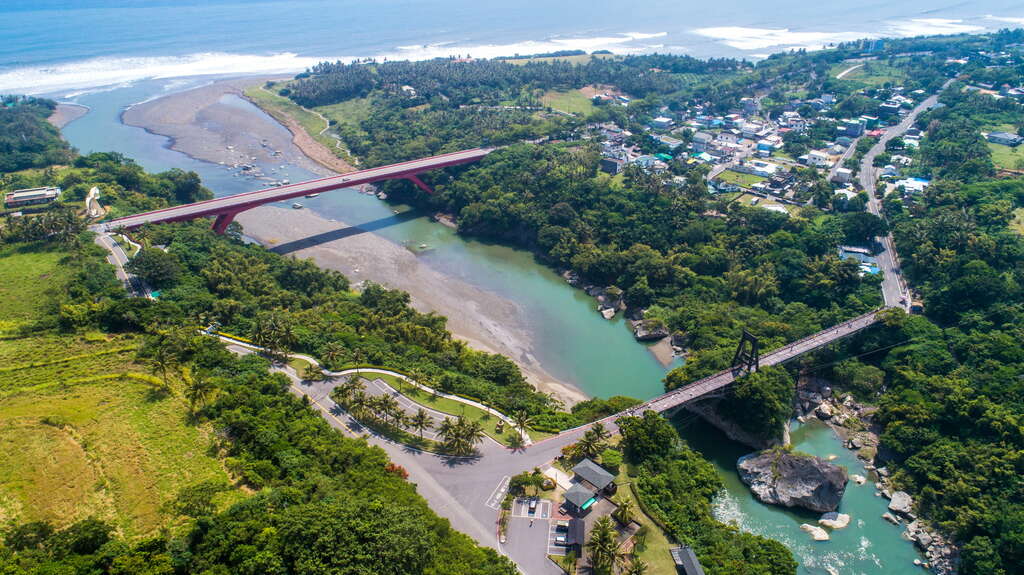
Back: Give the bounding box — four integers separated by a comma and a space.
832, 167, 854, 184
572, 458, 616, 494
734, 160, 781, 178
805, 150, 832, 168
879, 101, 902, 116
895, 177, 930, 195
670, 546, 706, 575
563, 482, 598, 514
4, 187, 61, 208
882, 164, 900, 177
650, 116, 675, 130
654, 134, 684, 150
600, 157, 625, 175
987, 131, 1024, 146
564, 519, 586, 553
841, 119, 865, 137
692, 132, 714, 152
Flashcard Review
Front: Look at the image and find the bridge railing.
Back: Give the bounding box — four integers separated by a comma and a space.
632, 308, 884, 413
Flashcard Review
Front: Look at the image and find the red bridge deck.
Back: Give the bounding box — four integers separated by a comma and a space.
101, 148, 492, 233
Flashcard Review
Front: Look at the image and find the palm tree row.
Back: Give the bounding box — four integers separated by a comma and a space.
437, 415, 486, 456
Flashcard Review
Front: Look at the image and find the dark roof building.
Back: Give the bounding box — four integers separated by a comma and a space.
563, 482, 597, 513
670, 546, 706, 575
572, 458, 615, 491
566, 518, 586, 550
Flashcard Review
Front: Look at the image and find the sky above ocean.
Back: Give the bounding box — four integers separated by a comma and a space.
2, 0, 1024, 95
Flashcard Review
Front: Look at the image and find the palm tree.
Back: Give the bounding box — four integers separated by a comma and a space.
148, 340, 178, 392
410, 408, 433, 438
377, 395, 401, 427
438, 417, 458, 449
321, 341, 346, 368
302, 363, 325, 382
512, 410, 534, 434
612, 498, 634, 526
461, 418, 485, 451
182, 368, 215, 415
590, 422, 611, 443
624, 557, 648, 575
588, 516, 620, 575
348, 390, 370, 417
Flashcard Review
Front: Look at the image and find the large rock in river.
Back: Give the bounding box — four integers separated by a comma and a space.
737, 450, 849, 513
633, 319, 670, 341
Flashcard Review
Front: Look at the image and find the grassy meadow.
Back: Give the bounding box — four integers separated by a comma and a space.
0, 243, 239, 537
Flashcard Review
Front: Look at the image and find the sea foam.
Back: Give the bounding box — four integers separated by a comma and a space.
0, 31, 666, 96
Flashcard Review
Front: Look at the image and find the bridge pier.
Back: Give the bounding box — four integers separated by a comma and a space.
212, 212, 239, 235
406, 174, 434, 194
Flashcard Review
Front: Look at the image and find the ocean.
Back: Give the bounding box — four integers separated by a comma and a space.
3, 0, 1024, 95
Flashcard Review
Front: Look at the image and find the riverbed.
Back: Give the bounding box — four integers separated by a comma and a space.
54, 76, 926, 574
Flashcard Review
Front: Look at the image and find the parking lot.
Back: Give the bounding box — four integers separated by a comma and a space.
511, 497, 551, 519
546, 520, 569, 556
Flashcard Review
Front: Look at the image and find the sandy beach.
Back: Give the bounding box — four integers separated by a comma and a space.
238, 206, 587, 406
48, 103, 89, 129
122, 76, 587, 406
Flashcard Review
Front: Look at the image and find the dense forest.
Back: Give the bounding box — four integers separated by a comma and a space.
0, 96, 74, 173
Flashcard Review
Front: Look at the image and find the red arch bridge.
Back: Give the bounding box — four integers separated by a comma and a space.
99, 148, 493, 234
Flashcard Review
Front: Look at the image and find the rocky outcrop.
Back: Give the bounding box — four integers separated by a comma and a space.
737, 450, 849, 513
632, 319, 669, 341
800, 523, 830, 541
888, 491, 913, 515
819, 512, 851, 529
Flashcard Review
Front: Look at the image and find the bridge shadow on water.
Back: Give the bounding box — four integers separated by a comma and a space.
270, 210, 422, 255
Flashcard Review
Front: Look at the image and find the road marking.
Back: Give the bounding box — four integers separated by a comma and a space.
485, 476, 510, 510
547, 523, 567, 555
510, 499, 551, 518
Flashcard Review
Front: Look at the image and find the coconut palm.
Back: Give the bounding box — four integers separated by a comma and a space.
612, 498, 634, 526
512, 410, 533, 433
410, 408, 433, 438
377, 394, 401, 427
302, 363, 325, 382
348, 390, 370, 416
183, 368, 215, 415
321, 341, 346, 368
588, 516, 621, 574
590, 422, 611, 442
624, 557, 648, 575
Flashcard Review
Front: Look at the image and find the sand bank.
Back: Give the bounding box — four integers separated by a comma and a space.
48, 103, 89, 129
121, 76, 331, 176
237, 206, 587, 407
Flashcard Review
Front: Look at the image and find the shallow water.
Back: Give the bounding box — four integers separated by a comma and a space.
60, 77, 924, 573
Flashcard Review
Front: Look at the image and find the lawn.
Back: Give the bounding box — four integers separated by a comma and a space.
541, 89, 596, 116
0, 244, 73, 334
716, 170, 766, 188
614, 468, 678, 574
505, 53, 614, 66
315, 97, 373, 133
829, 61, 905, 87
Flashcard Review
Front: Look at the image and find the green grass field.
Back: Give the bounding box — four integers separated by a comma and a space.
315, 97, 373, 133
504, 53, 614, 66
830, 61, 905, 87
541, 89, 597, 116
614, 468, 677, 574
0, 243, 240, 537
0, 244, 73, 334
716, 170, 767, 188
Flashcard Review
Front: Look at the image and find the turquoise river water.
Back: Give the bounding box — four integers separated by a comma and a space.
59, 79, 927, 575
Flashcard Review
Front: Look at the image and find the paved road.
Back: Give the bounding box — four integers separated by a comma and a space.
829, 135, 861, 181
94, 233, 147, 297
100, 148, 492, 231
858, 82, 951, 310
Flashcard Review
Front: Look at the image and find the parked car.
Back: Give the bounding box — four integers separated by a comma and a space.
554, 520, 569, 532
554, 535, 568, 546
528, 498, 538, 513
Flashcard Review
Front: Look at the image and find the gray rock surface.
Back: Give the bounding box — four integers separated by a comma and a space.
737, 450, 849, 513
888, 491, 913, 515
632, 319, 669, 341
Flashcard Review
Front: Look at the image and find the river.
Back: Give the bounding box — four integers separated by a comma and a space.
59, 78, 926, 574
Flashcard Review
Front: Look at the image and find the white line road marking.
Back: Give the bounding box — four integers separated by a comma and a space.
511, 499, 551, 518
547, 523, 567, 555
485, 476, 510, 510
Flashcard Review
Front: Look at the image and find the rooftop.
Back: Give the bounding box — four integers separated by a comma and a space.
572, 458, 615, 490
670, 546, 706, 575
564, 482, 597, 509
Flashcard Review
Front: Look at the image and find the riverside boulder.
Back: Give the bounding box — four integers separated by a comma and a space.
737, 450, 849, 513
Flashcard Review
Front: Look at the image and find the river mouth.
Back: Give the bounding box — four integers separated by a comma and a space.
56, 74, 925, 574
